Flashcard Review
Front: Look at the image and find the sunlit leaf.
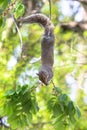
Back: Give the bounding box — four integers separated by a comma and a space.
75, 106, 81, 119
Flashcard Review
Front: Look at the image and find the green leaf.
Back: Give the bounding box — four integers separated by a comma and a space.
53, 103, 62, 117
75, 106, 81, 118
68, 101, 75, 115
58, 94, 69, 103
69, 116, 76, 124
5, 89, 15, 96
16, 86, 22, 94
0, 0, 10, 9
0, 0, 4, 5
0, 8, 3, 14
14, 2, 25, 18
53, 114, 65, 124
0, 17, 3, 27
0, 16, 6, 28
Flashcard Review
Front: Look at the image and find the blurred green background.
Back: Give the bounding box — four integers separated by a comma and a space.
0, 0, 87, 130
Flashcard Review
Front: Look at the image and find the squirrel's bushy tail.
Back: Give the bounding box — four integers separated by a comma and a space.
19, 13, 54, 34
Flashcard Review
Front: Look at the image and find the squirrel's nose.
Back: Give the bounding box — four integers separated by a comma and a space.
44, 82, 49, 86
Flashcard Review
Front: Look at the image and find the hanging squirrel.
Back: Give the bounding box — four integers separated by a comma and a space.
18, 13, 55, 85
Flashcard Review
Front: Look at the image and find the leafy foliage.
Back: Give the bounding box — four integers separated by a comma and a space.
13, 1, 25, 18
0, 0, 24, 28
47, 87, 81, 129
3, 85, 39, 129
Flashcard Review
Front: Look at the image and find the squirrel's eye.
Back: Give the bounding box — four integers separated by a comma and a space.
43, 77, 46, 81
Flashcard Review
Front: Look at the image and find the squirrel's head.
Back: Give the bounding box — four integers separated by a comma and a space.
37, 71, 49, 85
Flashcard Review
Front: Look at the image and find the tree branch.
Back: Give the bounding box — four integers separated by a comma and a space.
60, 21, 87, 32
74, 0, 87, 3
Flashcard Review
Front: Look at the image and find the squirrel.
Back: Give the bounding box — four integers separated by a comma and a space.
18, 13, 55, 85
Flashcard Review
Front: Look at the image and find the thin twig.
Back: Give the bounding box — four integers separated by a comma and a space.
11, 14, 23, 54
51, 80, 55, 88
